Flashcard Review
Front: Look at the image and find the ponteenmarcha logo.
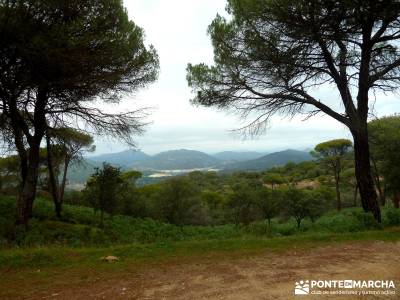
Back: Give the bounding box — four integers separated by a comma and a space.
294, 279, 396, 296
295, 280, 310, 295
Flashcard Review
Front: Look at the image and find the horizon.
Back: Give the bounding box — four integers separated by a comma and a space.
86, 146, 314, 157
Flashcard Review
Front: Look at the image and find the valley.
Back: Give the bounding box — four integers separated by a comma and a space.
68, 149, 313, 186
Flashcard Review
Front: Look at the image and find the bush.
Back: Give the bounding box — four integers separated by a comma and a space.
0, 195, 398, 248
384, 208, 400, 226
314, 209, 382, 232
352, 211, 382, 230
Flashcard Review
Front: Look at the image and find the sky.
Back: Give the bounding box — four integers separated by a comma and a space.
92, 0, 399, 155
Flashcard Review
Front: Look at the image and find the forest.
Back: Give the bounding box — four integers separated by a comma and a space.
1, 0, 400, 299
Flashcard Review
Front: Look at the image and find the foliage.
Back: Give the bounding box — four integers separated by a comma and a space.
369, 116, 400, 206
312, 139, 353, 211
283, 187, 333, 228
0, 0, 159, 225
83, 163, 124, 224
1, 195, 399, 250
263, 173, 286, 189
156, 177, 207, 226
255, 187, 282, 228
186, 0, 400, 221
226, 182, 260, 226
0, 155, 20, 192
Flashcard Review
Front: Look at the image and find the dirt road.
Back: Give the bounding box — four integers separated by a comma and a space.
6, 241, 400, 299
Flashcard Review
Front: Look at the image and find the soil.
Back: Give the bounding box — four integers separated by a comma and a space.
5, 241, 400, 300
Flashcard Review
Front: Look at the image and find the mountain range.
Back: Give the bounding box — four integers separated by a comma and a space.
222, 149, 312, 171
66, 148, 313, 184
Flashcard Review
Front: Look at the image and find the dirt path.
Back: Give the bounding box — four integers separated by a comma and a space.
7, 241, 400, 299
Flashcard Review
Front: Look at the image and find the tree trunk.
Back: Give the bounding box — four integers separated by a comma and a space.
267, 218, 271, 235
393, 192, 400, 209
353, 184, 358, 207
46, 134, 62, 219
60, 157, 70, 207
371, 158, 385, 206
15, 87, 48, 226
16, 144, 41, 226
334, 175, 341, 211
296, 218, 301, 229
351, 130, 381, 222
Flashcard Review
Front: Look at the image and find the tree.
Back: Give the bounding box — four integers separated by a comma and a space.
283, 187, 330, 228
227, 182, 259, 226
312, 139, 353, 211
83, 163, 123, 225
200, 190, 225, 225
283, 188, 309, 229
158, 177, 203, 226
119, 170, 144, 217
186, 0, 400, 222
0, 0, 159, 225
369, 116, 400, 208
255, 187, 282, 233
342, 167, 359, 207
0, 155, 20, 192
46, 128, 95, 219
307, 187, 334, 222
263, 173, 286, 190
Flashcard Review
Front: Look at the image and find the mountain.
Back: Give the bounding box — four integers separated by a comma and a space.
88, 149, 150, 167
67, 159, 103, 184
223, 149, 312, 171
133, 149, 220, 170
212, 151, 266, 162
67, 149, 313, 185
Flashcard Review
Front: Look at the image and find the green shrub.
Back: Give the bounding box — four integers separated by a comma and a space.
352, 211, 382, 230
384, 208, 400, 226
0, 196, 398, 248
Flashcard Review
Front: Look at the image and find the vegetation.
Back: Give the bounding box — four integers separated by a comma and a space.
1, 140, 400, 249
0, 1, 399, 296
1, 195, 400, 249
0, 0, 159, 226
46, 128, 95, 219
312, 139, 353, 211
187, 0, 400, 222
369, 116, 400, 208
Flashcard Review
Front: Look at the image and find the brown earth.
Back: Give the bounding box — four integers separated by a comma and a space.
3, 241, 400, 300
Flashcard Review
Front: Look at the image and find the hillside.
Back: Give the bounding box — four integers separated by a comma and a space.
88, 149, 150, 167
132, 149, 220, 170
67, 159, 103, 184
223, 149, 313, 171
212, 151, 266, 162
66, 149, 314, 184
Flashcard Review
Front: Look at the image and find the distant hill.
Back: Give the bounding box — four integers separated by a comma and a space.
88, 149, 150, 167
132, 149, 220, 170
212, 151, 266, 162
223, 149, 312, 171
67, 148, 313, 185
67, 159, 103, 184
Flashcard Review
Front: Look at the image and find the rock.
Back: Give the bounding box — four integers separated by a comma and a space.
101, 255, 119, 262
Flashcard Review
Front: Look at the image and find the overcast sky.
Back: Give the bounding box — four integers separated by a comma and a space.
93, 0, 399, 155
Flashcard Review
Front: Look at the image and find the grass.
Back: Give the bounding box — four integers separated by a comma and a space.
1, 227, 399, 298
1, 195, 400, 299
2, 196, 400, 248
1, 228, 400, 272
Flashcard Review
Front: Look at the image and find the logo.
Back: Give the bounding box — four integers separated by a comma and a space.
294, 279, 396, 296
295, 280, 310, 295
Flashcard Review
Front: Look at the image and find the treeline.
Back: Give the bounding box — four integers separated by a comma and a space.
62, 115, 399, 228
63, 164, 334, 229
1, 116, 399, 228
